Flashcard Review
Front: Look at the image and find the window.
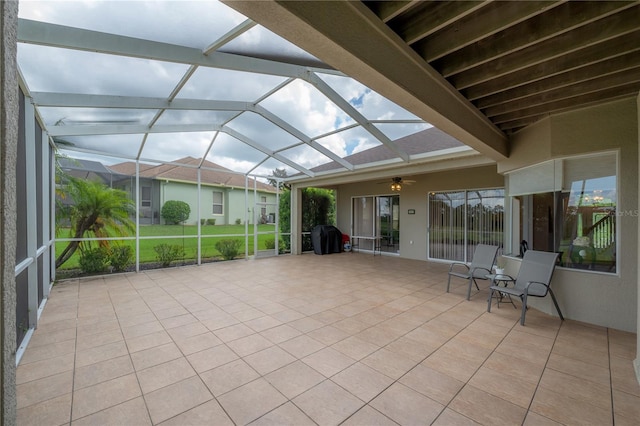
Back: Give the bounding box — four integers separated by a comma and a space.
428, 189, 504, 262
351, 195, 400, 253
141, 186, 151, 208
212, 191, 223, 215
508, 152, 617, 273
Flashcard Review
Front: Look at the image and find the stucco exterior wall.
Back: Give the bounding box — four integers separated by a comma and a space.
335, 165, 504, 261
159, 181, 276, 226
500, 97, 638, 332
1, 2, 18, 424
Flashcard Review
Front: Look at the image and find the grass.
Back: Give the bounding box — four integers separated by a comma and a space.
56, 224, 287, 270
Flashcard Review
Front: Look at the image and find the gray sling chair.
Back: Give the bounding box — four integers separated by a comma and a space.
487, 250, 564, 326
446, 244, 499, 300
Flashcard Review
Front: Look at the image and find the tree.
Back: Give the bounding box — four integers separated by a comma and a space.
56, 177, 135, 268
161, 200, 191, 224
267, 168, 291, 191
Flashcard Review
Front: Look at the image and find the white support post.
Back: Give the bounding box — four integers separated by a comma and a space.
244, 176, 249, 260
135, 161, 140, 272
24, 100, 38, 328
197, 168, 201, 265
41, 128, 51, 299
253, 178, 258, 258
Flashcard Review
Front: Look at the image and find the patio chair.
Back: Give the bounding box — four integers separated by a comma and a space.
487, 250, 563, 326
446, 244, 499, 300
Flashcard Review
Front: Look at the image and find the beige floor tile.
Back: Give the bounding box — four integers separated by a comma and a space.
432, 408, 480, 426
72, 373, 141, 420
117, 312, 157, 328
245, 315, 283, 332
546, 352, 611, 387
166, 322, 210, 341
384, 335, 439, 362
529, 386, 613, 425
522, 411, 563, 426
271, 308, 306, 323
152, 305, 189, 320
227, 333, 274, 357
302, 346, 356, 377
249, 401, 316, 426
18, 339, 76, 365
71, 396, 151, 426
173, 331, 222, 356
289, 316, 326, 333
74, 355, 134, 390
264, 360, 326, 399
370, 382, 444, 425
186, 344, 238, 373
130, 342, 182, 371
551, 339, 610, 369
159, 399, 233, 426
399, 364, 464, 405
159, 313, 198, 330
612, 389, 640, 420
28, 329, 76, 349
121, 320, 164, 340
17, 371, 74, 409
469, 366, 537, 408
293, 380, 364, 426
259, 324, 303, 344
539, 368, 611, 411
362, 347, 417, 380
144, 376, 213, 424
16, 353, 75, 385
279, 334, 325, 358
17, 393, 72, 426
341, 405, 399, 426
200, 359, 260, 396
76, 329, 123, 352
331, 336, 380, 360
244, 345, 297, 375
331, 362, 394, 402
137, 357, 196, 394
217, 378, 287, 425
449, 384, 527, 425
214, 323, 256, 342
307, 325, 351, 345
125, 330, 173, 354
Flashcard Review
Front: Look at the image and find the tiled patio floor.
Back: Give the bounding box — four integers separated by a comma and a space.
17, 253, 640, 425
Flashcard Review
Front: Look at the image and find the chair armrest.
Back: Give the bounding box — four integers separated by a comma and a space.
523, 280, 550, 295
470, 266, 492, 276
449, 262, 469, 273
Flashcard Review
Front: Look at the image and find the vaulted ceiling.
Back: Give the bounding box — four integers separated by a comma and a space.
226, 1, 640, 160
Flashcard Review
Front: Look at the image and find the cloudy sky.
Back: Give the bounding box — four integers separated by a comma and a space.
18, 0, 430, 178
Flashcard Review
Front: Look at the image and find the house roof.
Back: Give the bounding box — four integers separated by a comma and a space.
109, 157, 276, 192
311, 127, 464, 173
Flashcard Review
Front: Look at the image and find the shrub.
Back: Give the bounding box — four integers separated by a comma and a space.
215, 239, 242, 260
154, 244, 185, 267
264, 237, 285, 254
235, 218, 242, 225
200, 218, 206, 226
109, 246, 133, 272
161, 200, 191, 224
79, 247, 109, 274
207, 218, 216, 225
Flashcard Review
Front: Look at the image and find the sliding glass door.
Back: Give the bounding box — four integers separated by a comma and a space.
428, 189, 504, 262
352, 195, 400, 253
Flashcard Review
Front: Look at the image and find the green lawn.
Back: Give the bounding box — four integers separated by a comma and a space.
56, 224, 287, 270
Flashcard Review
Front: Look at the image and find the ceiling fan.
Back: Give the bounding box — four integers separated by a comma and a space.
379, 176, 416, 191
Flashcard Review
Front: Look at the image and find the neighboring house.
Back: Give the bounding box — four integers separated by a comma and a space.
108, 157, 278, 225
57, 157, 116, 186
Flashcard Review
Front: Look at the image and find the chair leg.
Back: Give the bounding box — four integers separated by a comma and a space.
549, 289, 564, 321
487, 287, 494, 312
466, 277, 473, 300
520, 294, 528, 325
446, 274, 451, 293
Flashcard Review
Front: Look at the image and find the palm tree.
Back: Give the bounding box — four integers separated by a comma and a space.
55, 176, 135, 268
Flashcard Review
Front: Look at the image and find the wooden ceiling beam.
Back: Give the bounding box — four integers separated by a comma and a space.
451, 7, 640, 90
436, 0, 634, 77
464, 31, 640, 101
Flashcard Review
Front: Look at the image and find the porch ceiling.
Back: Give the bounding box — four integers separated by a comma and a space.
225, 0, 640, 161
